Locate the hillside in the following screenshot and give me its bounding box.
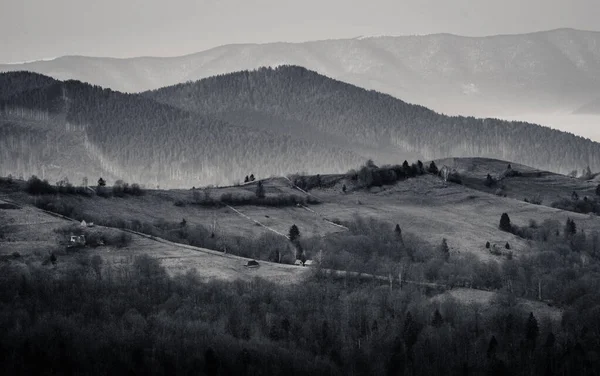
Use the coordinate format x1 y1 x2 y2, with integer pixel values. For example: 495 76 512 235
0 73 364 187
3 158 599 375
4 158 600 265
2 28 600 123
147 66 600 175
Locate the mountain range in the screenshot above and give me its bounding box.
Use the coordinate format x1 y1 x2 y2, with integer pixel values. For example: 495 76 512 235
2 66 600 188
2 28 599 124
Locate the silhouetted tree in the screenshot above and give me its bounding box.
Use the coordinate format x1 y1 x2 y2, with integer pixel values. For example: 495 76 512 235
244 175 249 183
432 309 443 328
525 312 539 349
289 224 300 242
342 184 347 194
403 312 419 349
394 224 402 240
50 253 57 265
505 242 510 250
249 174 255 181
485 241 490 249
499 213 512 232
428 161 439 174
440 238 450 260
565 218 577 236
97 177 106 187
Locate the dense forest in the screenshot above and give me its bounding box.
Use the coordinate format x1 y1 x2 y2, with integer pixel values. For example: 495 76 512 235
0 73 363 187
148 66 600 175
3 68 600 188
1 233 599 376
0 71 56 100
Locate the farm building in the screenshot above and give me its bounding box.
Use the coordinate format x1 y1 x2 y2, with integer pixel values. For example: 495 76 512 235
69 235 86 246
245 260 259 268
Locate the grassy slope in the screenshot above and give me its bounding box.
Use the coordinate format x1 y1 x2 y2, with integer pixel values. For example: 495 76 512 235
0 198 309 283
4 158 600 265
436 157 598 204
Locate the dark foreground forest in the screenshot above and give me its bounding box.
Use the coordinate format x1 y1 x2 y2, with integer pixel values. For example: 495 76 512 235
0 252 599 376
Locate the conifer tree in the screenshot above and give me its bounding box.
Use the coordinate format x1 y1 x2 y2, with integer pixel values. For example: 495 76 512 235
499 213 512 232
289 224 300 242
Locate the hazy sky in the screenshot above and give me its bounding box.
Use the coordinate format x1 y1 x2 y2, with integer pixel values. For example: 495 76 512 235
1 0 598 63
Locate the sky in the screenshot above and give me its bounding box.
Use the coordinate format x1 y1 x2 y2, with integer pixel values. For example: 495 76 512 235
1 0 599 63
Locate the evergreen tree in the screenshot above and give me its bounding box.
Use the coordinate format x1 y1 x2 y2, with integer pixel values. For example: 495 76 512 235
417 160 424 174
428 161 439 174
50 252 57 265
499 213 512 232
487 335 498 359
402 160 411 175
565 218 577 236
402 312 419 349
505 242 510 250
289 224 300 242
525 312 539 349
440 238 450 260
244 175 249 183
249 174 255 181
485 241 491 249
342 184 347 194
255 181 265 199
97 177 106 187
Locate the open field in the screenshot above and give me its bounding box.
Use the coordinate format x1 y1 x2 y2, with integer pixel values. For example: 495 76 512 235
0 198 309 283
4 158 600 264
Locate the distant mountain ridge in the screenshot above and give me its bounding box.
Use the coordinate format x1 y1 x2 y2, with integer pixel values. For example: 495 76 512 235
146 65 600 176
2 28 600 121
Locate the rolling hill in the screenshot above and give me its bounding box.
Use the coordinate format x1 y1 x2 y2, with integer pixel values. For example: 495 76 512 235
147 65 600 176
0 73 364 187
2 28 600 122
3 67 600 188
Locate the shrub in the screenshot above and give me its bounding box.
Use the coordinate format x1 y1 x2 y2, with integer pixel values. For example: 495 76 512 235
26 175 55 195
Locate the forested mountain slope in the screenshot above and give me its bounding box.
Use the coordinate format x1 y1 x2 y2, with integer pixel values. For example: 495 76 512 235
148 66 600 175
0 71 56 100
0 73 364 187
2 28 599 121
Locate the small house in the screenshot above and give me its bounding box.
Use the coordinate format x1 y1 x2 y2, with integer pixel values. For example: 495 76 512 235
245 260 259 268
69 235 86 247
80 220 87 227
294 259 304 266
304 260 315 267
